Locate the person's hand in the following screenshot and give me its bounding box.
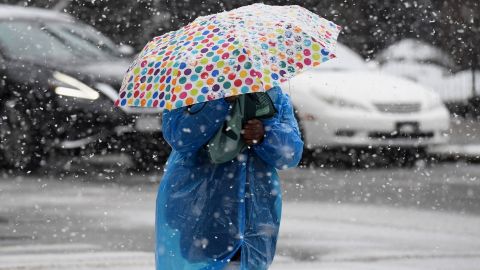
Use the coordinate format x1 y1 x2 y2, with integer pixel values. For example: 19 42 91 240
242 119 265 146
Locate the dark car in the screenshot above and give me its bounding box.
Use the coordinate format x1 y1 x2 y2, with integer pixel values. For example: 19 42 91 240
0 5 169 171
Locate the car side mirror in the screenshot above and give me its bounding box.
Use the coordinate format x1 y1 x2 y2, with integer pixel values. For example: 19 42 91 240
118 44 135 57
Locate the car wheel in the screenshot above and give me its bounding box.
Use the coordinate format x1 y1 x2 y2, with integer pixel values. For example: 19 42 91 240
382 147 427 168
402 147 428 168
0 98 42 171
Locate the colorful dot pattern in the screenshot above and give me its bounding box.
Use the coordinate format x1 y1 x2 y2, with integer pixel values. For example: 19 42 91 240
116 3 341 110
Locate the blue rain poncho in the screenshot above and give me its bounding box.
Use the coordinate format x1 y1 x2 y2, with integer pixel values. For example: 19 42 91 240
155 86 304 270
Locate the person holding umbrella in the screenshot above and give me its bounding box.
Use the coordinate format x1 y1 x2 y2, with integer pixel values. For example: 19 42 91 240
116 4 340 269
159 84 302 269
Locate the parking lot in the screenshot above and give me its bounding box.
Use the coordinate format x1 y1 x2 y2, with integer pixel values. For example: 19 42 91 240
1 157 480 269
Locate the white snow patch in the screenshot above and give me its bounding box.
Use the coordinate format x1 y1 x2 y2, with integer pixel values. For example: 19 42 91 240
0 252 153 270
0 243 100 255
3 180 480 269
271 202 480 269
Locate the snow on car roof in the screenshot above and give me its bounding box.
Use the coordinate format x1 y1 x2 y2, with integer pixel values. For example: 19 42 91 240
0 4 74 22
377 38 455 68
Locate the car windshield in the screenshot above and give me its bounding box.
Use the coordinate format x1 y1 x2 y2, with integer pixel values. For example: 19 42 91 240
0 20 120 64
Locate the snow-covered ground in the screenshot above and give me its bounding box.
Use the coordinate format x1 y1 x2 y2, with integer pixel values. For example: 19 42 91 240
0 251 153 270
272 203 480 270
1 165 480 269
1 202 480 269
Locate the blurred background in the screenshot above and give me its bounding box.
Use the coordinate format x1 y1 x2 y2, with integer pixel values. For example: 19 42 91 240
1 1 480 269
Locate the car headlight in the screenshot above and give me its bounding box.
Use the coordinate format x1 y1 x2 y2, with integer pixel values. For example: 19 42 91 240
52 71 100 100
320 96 370 111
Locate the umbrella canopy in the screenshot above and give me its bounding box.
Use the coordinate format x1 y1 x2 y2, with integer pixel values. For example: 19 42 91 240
115 3 341 110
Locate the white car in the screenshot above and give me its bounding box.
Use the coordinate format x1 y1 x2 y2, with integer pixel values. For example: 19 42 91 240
285 44 450 161
377 39 480 109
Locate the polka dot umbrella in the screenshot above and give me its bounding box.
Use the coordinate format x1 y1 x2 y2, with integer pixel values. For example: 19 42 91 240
115 3 341 110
